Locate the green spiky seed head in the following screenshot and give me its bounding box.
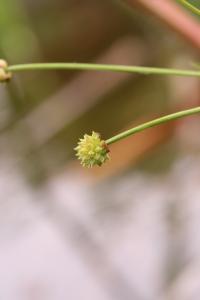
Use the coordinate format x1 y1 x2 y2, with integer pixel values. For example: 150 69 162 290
75 131 110 168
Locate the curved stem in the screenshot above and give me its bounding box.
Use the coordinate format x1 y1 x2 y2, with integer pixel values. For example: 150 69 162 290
178 0 200 16
7 62 200 78
106 106 200 145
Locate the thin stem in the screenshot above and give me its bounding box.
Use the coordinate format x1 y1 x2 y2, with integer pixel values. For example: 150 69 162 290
106 106 200 145
178 0 200 16
7 63 200 78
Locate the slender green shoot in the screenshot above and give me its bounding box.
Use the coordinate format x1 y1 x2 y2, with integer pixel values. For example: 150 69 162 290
6 62 200 78
106 106 200 145
178 0 200 16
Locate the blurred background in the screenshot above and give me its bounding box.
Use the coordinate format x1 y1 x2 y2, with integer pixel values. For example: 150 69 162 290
0 0 200 299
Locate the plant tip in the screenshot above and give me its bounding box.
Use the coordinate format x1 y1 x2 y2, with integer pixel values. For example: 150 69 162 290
75 131 110 168
0 59 12 82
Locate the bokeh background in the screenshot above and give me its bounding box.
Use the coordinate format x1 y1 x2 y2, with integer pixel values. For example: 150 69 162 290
0 0 200 299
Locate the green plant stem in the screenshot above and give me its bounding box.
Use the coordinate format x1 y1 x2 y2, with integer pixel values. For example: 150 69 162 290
178 0 200 16
106 106 200 145
7 63 200 78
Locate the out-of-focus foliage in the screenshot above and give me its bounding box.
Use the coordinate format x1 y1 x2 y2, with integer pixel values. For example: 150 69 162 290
1 0 196 183
0 1 200 300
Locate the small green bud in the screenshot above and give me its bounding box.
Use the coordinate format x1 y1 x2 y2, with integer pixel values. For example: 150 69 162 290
75 131 110 168
0 59 12 82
